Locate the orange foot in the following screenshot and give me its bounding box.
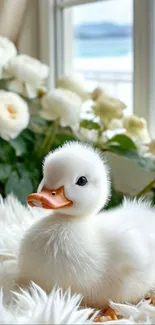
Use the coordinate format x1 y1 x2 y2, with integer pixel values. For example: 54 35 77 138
94 314 112 323
104 306 118 320
94 307 118 323
151 297 155 305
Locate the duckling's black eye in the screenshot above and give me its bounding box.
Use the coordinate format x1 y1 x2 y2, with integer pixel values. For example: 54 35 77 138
76 176 88 186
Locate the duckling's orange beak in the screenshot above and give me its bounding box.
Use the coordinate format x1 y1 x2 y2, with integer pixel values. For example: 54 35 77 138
27 186 72 209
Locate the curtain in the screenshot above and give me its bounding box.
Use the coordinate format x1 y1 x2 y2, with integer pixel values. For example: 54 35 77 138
0 0 28 43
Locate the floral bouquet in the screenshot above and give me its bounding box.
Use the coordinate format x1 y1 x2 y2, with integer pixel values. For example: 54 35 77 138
0 36 155 206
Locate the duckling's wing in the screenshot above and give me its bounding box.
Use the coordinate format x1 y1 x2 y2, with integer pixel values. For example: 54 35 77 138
98 199 155 272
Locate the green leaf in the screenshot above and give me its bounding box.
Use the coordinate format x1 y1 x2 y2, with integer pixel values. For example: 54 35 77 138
5 170 33 204
22 129 35 143
29 116 49 134
108 145 138 158
10 130 35 156
53 134 78 149
135 157 155 171
108 134 137 150
0 79 7 90
30 115 47 127
28 168 41 189
106 188 124 210
80 119 100 130
0 138 16 163
10 137 27 156
21 161 41 189
16 162 28 175
0 164 12 181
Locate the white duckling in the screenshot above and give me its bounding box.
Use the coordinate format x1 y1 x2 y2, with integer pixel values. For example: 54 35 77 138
18 142 155 309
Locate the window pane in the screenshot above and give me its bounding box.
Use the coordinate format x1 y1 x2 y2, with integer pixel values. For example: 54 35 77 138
72 0 133 114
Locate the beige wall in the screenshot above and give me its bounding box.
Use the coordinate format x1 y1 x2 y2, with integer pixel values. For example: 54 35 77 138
18 0 39 59
0 0 39 58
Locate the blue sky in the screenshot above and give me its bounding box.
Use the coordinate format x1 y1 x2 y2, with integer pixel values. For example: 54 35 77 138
73 0 133 25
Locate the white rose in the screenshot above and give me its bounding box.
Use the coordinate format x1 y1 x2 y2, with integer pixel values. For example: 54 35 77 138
147 139 155 154
139 139 155 160
7 79 25 95
7 79 47 100
94 94 126 122
91 87 105 101
41 88 82 130
56 75 89 100
123 115 150 143
78 128 98 143
5 55 49 98
0 91 29 140
107 118 123 130
7 80 39 99
0 36 17 79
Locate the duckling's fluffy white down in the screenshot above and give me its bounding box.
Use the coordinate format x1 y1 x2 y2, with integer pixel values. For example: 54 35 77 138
0 196 155 323
18 143 155 311
1 140 155 323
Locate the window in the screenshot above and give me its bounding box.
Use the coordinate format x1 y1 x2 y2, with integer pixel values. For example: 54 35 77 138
39 0 155 135
38 0 155 194
72 0 133 115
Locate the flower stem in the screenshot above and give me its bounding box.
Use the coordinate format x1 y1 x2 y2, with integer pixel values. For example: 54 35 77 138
97 129 102 142
97 123 105 143
45 120 59 153
136 178 155 199
36 120 59 158
0 79 7 90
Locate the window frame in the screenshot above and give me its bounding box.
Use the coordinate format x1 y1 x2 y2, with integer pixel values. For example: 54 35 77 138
133 0 155 136
39 0 155 132
38 0 56 87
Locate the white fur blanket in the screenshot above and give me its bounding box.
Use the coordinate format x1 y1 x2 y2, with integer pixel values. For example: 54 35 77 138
0 195 155 324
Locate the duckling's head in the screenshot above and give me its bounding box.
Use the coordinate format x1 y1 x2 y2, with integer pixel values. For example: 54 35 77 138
27 142 110 217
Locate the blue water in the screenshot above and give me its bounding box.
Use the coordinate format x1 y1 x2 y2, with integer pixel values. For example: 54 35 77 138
73 37 132 58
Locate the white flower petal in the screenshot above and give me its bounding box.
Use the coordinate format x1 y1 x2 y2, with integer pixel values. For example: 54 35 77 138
41 88 82 130
143 152 155 160
7 80 25 95
0 36 17 78
56 75 89 100
6 54 49 88
25 83 38 99
139 139 155 159
79 128 98 143
124 115 151 143
7 80 38 99
94 94 126 121
40 109 58 121
148 139 155 155
108 118 123 130
91 87 105 101
0 91 30 140
138 145 149 156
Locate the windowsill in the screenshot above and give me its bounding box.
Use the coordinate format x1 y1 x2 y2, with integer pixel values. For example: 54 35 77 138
107 153 154 195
